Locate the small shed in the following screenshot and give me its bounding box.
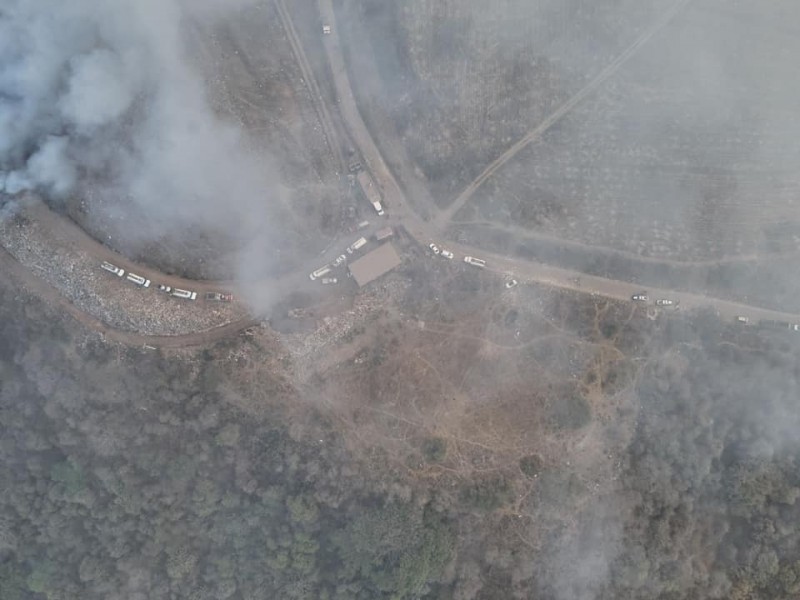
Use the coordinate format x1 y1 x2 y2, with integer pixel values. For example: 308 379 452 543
375 226 393 241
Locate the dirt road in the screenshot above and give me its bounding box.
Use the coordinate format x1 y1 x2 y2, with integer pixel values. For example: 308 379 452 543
4 0 799 352
1 245 261 348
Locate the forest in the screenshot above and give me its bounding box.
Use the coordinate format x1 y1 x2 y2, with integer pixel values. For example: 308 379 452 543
2 276 800 599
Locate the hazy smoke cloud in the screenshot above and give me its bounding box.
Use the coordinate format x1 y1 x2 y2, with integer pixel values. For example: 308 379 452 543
0 0 283 283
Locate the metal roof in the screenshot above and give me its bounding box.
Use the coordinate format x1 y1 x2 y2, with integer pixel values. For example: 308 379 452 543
348 243 401 287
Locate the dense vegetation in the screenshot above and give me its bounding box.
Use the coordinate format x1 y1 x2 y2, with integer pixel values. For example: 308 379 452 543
0 286 453 600
2 278 800 599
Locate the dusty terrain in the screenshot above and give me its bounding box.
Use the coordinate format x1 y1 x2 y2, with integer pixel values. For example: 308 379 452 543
337 0 800 271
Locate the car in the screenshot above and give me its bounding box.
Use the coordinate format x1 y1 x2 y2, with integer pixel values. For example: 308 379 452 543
332 254 347 267
100 261 124 277
790 324 799 332
655 299 674 307
428 243 440 255
321 277 338 285
441 249 454 259
157 284 172 293
205 292 234 302
735 316 749 324
171 288 197 300
126 272 151 288
631 293 649 302
505 279 518 289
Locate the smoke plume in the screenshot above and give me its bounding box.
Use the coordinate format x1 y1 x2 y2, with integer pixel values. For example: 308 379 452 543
0 0 284 282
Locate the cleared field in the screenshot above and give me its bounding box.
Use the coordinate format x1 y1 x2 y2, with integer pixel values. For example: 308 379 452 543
457 0 800 261
342 0 674 201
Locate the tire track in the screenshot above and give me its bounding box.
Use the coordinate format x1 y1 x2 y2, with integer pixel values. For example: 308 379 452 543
436 0 694 227
274 0 345 171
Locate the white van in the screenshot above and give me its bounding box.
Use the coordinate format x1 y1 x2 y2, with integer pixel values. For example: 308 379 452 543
101 261 125 277
126 272 151 288
464 256 486 267
171 288 197 300
347 237 368 254
309 266 332 281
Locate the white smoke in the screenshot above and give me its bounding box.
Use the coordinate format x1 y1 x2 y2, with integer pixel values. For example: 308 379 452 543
0 0 279 258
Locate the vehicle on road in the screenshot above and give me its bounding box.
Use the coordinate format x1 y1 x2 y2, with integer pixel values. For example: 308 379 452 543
505 279 518 289
347 237 368 254
332 254 347 267
321 277 338 285
441 249 454 259
655 299 674 307
205 292 234 302
310 265 332 281
100 261 124 277
428 243 440 255
792 324 800 332
322 24 331 34
464 256 486 267
157 284 172 293
735 316 749 324
171 289 197 300
126 272 151 288
631 293 649 302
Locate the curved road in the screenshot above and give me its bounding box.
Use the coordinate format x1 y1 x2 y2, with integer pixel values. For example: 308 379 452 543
3 0 799 350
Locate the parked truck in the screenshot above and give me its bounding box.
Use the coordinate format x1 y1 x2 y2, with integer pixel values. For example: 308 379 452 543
309 265 332 281
347 237 368 254
463 256 486 267
356 170 385 216
171 288 197 300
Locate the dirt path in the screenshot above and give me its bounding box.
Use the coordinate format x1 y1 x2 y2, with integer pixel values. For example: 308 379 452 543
435 0 694 227
18 198 236 293
1 245 261 348
274 0 344 172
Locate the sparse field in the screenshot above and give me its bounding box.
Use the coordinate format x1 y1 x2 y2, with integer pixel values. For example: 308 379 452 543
303 257 648 486
339 0 673 202
457 1 800 262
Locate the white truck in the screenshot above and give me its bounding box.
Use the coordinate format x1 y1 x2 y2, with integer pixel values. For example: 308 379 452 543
171 288 197 300
100 261 125 277
347 237 368 254
309 265 332 281
464 256 486 268
356 170 385 216
126 272 151 288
